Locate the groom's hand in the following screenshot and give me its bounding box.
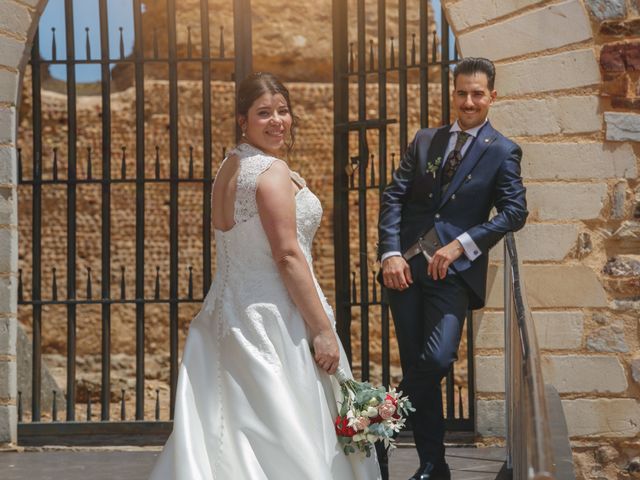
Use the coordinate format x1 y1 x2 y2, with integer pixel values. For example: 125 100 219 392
428 239 464 280
382 256 413 290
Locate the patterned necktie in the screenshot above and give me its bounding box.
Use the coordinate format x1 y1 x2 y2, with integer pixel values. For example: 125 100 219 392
441 131 470 186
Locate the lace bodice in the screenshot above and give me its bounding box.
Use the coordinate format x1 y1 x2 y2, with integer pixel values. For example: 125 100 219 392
207 143 331 342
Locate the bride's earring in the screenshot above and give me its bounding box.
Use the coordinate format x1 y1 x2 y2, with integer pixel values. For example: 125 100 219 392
241 130 247 138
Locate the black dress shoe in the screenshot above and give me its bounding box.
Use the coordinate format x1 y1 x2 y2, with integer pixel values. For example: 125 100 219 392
408 462 451 480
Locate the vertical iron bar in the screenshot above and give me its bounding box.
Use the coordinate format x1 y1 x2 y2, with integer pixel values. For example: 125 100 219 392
233 0 253 107
167 0 180 419
377 0 390 389
440 10 450 126
31 30 43 422
419 0 429 128
466 310 475 423
446 364 455 420
200 0 213 296
133 0 146 421
398 0 407 153
65 0 78 422
332 0 352 361
98 0 112 421
357 0 369 381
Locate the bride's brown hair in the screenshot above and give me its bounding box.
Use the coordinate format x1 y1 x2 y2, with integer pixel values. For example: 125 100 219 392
237 72 298 152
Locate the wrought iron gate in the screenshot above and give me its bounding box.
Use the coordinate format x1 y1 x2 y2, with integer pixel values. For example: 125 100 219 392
332 0 474 431
17 0 251 445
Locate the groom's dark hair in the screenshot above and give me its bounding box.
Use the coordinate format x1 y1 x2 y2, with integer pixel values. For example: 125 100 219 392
453 57 496 90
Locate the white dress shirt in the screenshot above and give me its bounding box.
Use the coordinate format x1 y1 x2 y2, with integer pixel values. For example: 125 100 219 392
381 120 485 263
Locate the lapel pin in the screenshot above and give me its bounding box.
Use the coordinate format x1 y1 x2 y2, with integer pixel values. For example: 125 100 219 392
467 174 472 180
484 138 490 143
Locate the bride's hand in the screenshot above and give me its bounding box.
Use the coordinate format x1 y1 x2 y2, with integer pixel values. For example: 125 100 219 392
312 329 340 375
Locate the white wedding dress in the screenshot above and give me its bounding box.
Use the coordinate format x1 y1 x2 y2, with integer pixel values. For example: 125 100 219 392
149 143 381 480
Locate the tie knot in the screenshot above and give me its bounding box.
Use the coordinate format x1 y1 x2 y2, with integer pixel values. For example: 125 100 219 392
455 131 470 151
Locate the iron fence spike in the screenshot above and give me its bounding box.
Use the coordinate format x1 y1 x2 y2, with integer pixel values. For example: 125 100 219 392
51 27 57 61
155 145 161 179
219 26 225 58
85 27 91 60
155 266 160 299
119 26 125 60
120 266 126 300
18 268 24 303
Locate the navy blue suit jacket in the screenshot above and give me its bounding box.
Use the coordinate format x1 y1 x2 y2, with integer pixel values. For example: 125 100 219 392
378 121 528 309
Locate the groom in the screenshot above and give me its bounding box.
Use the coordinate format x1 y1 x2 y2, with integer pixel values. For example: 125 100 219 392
378 57 527 480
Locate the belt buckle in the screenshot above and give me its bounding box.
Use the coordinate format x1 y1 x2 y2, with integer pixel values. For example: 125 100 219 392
417 236 433 262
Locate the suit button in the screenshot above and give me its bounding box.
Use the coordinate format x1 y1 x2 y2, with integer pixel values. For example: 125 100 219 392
435 213 441 219
451 194 456 200
428 193 433 199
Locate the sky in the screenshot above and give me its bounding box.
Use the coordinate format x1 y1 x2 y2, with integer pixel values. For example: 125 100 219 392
40 0 447 83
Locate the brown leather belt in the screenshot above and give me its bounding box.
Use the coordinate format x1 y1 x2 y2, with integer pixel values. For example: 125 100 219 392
402 228 441 262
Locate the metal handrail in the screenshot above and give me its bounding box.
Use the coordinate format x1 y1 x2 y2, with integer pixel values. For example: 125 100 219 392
503 232 574 480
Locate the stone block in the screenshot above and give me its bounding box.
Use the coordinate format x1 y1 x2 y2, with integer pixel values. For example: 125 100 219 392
476 356 504 392
0 107 16 144
475 311 584 350
542 355 627 393
520 142 637 180
0 405 16 444
625 42 640 71
606 112 640 142
0 187 16 225
477 400 505 437
496 49 600 96
457 1 592 62
447 0 542 32
585 0 626 21
601 43 626 72
0 147 16 185
0 276 16 315
526 183 607 220
0 229 17 273
632 357 640 384
0 1 32 38
0 69 19 104
611 97 640 110
586 321 628 353
486 265 608 308
602 74 629 97
491 96 601 137
0 36 26 70
489 223 579 262
0 317 16 356
0 361 16 398
600 19 640 37
612 181 627 219
562 399 640 437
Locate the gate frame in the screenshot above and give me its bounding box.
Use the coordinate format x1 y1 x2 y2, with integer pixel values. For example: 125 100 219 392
9 0 252 446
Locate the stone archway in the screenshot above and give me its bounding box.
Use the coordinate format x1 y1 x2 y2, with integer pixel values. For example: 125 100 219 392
0 0 48 445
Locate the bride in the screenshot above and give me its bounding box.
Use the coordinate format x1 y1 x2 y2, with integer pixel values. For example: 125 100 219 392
149 72 382 479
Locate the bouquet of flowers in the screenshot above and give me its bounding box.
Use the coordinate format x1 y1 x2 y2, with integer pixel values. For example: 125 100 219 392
332 367 414 457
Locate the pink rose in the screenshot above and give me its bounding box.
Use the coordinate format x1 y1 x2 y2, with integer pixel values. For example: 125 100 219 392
378 400 397 420
352 416 370 431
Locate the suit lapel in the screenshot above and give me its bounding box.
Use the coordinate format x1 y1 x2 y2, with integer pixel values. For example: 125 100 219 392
423 126 450 199
439 121 497 207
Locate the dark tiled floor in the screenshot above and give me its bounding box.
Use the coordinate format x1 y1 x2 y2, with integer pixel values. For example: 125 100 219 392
0 446 506 480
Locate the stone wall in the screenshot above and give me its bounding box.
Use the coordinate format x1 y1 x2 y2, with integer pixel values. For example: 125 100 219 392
0 0 42 447
443 0 639 477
